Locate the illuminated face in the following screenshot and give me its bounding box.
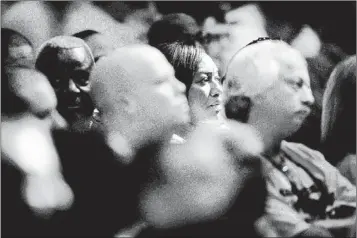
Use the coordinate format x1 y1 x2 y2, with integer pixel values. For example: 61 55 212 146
134 50 190 131
188 53 222 123
250 51 315 137
48 46 95 125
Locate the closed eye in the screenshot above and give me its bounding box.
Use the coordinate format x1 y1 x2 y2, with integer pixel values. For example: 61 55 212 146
286 77 306 90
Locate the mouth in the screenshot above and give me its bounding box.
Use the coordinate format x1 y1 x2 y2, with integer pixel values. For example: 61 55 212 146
209 102 221 108
295 109 311 119
64 97 82 109
67 105 81 110
208 101 221 107
208 104 222 114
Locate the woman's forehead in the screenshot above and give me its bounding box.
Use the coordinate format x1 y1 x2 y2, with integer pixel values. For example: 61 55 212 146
197 53 218 74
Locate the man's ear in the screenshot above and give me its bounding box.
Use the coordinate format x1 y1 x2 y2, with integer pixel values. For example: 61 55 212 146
225 95 252 123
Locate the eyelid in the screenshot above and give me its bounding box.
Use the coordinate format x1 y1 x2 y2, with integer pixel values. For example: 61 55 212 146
36 109 51 119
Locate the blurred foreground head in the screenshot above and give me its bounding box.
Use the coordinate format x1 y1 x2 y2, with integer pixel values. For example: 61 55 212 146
2 66 72 216
36 36 95 126
321 55 356 164
89 44 189 153
224 38 314 141
2 66 67 129
140 120 265 234
2 28 35 68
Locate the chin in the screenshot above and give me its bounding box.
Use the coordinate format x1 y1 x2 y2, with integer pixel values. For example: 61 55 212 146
283 123 303 138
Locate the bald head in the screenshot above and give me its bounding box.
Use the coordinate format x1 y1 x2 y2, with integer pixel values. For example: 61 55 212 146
90 44 175 113
35 36 94 82
90 44 189 137
35 36 95 125
224 40 308 101
224 39 314 138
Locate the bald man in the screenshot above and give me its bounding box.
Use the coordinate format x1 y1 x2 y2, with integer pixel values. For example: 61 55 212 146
45 44 189 236
223 38 356 237
36 36 95 130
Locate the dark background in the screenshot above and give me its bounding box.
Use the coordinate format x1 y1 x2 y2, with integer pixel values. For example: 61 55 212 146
2 1 355 54
154 1 356 55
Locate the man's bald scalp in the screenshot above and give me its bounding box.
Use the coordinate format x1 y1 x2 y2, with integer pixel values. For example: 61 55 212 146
224 40 307 101
89 44 170 114
37 35 90 51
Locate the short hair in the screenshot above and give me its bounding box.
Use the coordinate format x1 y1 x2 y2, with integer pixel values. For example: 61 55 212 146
156 42 204 94
321 55 356 164
72 29 100 41
35 35 93 82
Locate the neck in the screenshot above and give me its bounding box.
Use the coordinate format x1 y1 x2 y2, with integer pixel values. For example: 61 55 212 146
252 121 284 158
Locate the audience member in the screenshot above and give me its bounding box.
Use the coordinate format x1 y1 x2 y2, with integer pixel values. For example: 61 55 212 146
223 38 356 237
35 36 95 131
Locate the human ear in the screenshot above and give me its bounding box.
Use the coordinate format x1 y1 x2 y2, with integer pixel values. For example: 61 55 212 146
225 95 252 123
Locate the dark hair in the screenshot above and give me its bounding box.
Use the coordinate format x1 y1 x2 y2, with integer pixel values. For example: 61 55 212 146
148 13 201 47
321 55 356 165
148 13 205 93
156 42 204 94
225 95 252 123
72 29 100 40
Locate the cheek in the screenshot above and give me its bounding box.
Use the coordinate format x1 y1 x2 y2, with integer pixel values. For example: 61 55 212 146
266 86 298 115
187 84 210 106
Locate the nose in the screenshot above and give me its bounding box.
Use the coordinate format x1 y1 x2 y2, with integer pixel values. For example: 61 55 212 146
68 79 80 93
301 86 315 107
210 79 223 98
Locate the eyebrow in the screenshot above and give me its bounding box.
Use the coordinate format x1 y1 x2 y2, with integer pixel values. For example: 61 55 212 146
197 71 219 76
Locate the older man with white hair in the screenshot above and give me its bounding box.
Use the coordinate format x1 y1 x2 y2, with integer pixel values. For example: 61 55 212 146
223 38 356 237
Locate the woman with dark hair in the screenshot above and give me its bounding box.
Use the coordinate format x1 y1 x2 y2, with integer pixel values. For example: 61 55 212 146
321 55 356 184
148 13 223 140
144 14 266 238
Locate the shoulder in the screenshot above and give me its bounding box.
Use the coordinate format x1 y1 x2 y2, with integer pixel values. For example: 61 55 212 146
281 141 338 181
